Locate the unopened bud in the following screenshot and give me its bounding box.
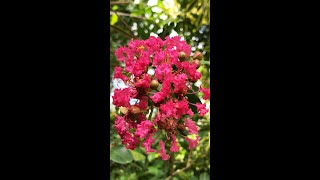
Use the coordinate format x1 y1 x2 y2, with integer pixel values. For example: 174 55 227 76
178 51 186 61
150 79 159 90
193 59 201 69
192 51 203 60
177 124 186 131
130 106 141 114
119 107 128 114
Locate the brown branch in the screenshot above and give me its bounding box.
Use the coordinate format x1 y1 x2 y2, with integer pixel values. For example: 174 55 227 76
165 150 192 180
114 11 137 39
110 25 134 39
110 1 132 5
110 11 147 20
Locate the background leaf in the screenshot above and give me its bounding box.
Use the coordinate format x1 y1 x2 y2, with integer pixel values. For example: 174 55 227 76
110 14 118 25
129 150 145 161
110 145 133 164
186 92 202 114
199 172 210 180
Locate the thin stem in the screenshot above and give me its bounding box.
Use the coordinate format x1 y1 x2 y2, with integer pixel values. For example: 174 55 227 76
165 150 192 180
110 11 147 20
110 25 135 39
169 152 174 180
114 11 137 39
188 102 198 106
176 130 187 138
153 130 162 141
186 91 199 94
110 1 132 5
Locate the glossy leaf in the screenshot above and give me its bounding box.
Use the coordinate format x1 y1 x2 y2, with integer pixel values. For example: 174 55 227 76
110 14 118 25
110 145 133 164
130 150 145 161
186 92 201 114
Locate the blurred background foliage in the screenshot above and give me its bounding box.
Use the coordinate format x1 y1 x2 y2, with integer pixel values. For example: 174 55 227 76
110 0 210 179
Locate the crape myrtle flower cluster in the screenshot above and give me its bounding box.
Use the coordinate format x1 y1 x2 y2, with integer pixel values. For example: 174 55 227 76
112 36 210 160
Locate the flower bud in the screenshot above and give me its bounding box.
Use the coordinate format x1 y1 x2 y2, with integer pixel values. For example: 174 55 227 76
130 106 141 114
119 107 128 114
150 79 159 90
193 59 201 69
192 51 203 60
178 51 186 61
157 119 166 129
178 124 186 131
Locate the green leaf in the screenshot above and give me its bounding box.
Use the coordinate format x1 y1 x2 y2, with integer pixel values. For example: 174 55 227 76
186 0 199 12
200 60 210 65
110 14 118 25
148 98 153 106
110 145 133 164
148 166 159 175
147 152 157 162
129 150 145 161
186 92 201 114
199 172 210 180
177 171 189 179
111 5 118 11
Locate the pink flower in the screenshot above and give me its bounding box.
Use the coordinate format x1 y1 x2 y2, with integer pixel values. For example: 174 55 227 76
164 36 191 59
112 36 209 158
170 135 180 152
185 119 198 135
175 99 191 119
122 132 140 150
115 47 128 62
159 140 170 160
150 92 165 103
185 136 200 150
136 95 148 109
154 113 166 123
182 62 202 81
114 115 127 135
160 100 177 118
153 51 166 66
173 73 188 93
159 77 173 98
187 109 194 118
142 133 156 153
200 86 210 100
134 74 151 90
155 64 172 82
113 66 127 81
145 36 164 52
112 88 131 108
134 120 154 138
119 131 139 150
195 102 209 116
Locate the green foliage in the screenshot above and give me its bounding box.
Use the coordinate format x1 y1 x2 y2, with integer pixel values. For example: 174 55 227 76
110 0 210 179
186 92 202 115
110 145 133 164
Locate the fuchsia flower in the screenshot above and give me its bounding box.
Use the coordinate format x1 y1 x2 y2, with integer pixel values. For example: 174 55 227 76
185 136 200 150
159 140 170 160
170 134 180 152
185 119 198 135
112 36 210 160
112 88 131 108
134 120 153 138
113 66 127 81
195 102 209 117
142 132 156 153
200 86 210 100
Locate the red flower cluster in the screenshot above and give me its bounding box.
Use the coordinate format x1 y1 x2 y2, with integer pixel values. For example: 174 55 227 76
112 36 210 160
